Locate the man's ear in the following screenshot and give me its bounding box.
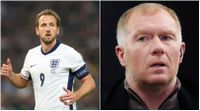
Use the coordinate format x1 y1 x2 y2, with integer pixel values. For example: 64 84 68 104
35 27 39 36
56 27 60 35
179 42 185 63
115 45 126 67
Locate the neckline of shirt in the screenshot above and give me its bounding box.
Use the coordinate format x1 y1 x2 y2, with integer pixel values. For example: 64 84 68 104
41 40 61 55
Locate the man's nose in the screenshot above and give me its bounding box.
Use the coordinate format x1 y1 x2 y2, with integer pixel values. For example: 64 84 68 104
46 26 50 32
151 37 165 56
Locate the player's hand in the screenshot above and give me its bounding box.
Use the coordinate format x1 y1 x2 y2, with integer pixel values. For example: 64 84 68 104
0 58 13 78
60 87 79 105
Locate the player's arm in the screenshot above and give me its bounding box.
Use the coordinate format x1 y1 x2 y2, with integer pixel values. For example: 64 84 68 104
0 58 29 88
75 74 96 99
60 74 96 105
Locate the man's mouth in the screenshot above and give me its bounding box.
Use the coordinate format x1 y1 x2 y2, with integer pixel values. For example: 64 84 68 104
46 33 51 36
150 62 167 67
148 62 168 73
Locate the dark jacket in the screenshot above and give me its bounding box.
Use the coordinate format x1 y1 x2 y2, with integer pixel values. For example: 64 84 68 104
102 77 199 110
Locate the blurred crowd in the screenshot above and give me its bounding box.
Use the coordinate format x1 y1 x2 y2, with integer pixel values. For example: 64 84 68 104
1 1 99 110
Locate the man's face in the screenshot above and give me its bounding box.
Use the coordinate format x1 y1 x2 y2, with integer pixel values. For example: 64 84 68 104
116 10 185 86
36 15 59 45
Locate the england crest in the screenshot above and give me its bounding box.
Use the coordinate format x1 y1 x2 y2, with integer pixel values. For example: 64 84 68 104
50 59 60 73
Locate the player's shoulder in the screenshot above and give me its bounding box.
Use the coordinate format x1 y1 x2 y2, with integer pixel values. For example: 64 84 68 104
59 43 78 53
27 45 41 54
59 43 83 58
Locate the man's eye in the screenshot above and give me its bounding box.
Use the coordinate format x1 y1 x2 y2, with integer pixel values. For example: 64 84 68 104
50 23 55 26
41 24 46 27
160 35 172 41
138 36 149 42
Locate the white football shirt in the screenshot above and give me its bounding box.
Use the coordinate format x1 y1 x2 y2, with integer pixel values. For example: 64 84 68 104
20 40 89 110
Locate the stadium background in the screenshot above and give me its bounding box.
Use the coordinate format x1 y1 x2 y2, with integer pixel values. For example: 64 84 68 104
1 1 99 110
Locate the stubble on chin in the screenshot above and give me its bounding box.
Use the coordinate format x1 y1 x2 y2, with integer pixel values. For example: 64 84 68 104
41 37 56 45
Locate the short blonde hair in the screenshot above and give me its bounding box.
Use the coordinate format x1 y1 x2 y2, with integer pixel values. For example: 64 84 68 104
35 9 60 27
116 3 182 45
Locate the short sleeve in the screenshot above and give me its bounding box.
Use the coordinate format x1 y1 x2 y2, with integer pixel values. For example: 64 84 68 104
69 49 89 79
20 51 31 80
72 64 89 79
